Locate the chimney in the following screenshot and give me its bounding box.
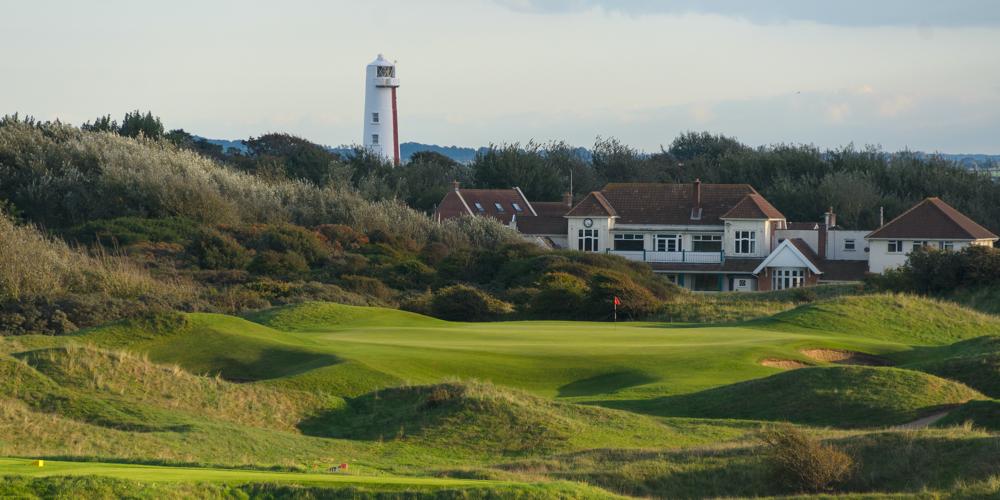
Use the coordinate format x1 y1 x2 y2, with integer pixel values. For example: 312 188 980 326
562 192 573 208
452 180 460 192
818 214 828 260
824 207 836 229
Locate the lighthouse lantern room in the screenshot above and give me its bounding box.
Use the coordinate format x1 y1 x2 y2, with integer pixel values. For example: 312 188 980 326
363 54 400 166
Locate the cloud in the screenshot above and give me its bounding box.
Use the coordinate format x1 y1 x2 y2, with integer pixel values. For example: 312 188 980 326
826 103 851 123
493 0 1000 27
878 95 915 117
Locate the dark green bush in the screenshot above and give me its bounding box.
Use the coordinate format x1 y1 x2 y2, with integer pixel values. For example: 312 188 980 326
255 224 330 265
586 271 662 320
248 250 309 277
187 230 251 270
316 223 368 251
70 216 201 246
429 285 513 321
528 272 588 318
341 275 396 302
382 260 436 289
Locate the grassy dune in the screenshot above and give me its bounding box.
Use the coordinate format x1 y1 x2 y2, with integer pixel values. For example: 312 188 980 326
1 294 998 497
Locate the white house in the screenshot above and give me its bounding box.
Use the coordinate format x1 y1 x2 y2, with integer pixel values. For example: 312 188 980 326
564 181 796 291
865 197 998 273
435 181 997 292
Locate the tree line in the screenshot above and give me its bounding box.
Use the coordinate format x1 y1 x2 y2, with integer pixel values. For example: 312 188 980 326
83 111 1000 232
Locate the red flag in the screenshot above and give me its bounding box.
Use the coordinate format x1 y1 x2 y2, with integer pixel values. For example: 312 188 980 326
613 296 621 306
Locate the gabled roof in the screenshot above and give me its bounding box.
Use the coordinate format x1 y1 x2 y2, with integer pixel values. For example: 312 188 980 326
721 193 786 220
866 197 998 241
434 187 534 224
753 238 824 275
565 182 769 225
565 191 618 218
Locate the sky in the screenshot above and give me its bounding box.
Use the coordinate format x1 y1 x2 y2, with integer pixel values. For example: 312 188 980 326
3 0 1000 153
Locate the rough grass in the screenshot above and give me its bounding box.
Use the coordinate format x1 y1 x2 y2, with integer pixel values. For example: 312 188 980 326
659 284 862 323
298 380 745 456
17 345 338 432
766 294 1000 345
607 366 983 428
898 336 1000 398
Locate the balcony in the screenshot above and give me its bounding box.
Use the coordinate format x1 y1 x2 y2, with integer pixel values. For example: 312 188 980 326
606 249 724 264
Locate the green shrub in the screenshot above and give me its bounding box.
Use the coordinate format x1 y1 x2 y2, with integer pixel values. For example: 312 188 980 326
586 271 661 320
382 260 436 289
341 275 396 302
430 284 513 321
759 425 854 493
70 216 201 246
315 223 368 250
248 250 309 277
528 272 588 318
187 229 251 270
255 224 330 265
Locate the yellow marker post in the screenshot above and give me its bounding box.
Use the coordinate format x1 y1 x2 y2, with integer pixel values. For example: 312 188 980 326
33 460 44 467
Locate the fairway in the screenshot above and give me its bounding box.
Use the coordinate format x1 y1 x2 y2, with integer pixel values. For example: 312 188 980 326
77 302 924 405
0 458 505 489
2 297 998 498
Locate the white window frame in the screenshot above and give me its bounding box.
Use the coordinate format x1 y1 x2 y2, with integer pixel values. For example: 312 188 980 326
887 240 903 253
771 268 805 290
734 230 756 255
844 239 856 251
655 234 681 252
939 241 954 251
371 112 379 123
912 241 930 251
578 229 599 252
371 134 379 145
692 234 722 252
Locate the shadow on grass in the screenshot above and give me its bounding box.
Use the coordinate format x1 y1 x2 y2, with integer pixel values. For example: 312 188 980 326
199 347 343 382
556 370 658 398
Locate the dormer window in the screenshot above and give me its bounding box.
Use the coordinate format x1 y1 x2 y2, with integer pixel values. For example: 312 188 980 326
474 202 485 212
690 207 703 220
494 202 505 212
512 203 523 212
376 66 395 78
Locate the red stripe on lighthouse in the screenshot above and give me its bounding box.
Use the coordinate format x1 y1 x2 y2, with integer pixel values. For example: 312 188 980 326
391 86 400 166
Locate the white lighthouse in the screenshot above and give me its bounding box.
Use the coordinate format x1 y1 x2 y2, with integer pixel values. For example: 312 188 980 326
363 54 400 166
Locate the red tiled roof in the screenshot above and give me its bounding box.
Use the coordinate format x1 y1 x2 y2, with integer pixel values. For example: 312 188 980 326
866 197 998 240
565 191 618 217
531 201 571 217
567 183 767 225
787 238 823 270
721 194 786 220
516 215 567 235
434 188 532 224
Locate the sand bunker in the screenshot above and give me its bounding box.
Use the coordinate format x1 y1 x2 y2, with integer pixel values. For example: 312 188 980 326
759 358 811 369
800 349 892 366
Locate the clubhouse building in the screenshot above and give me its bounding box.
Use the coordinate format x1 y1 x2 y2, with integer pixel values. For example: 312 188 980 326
435 182 997 292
